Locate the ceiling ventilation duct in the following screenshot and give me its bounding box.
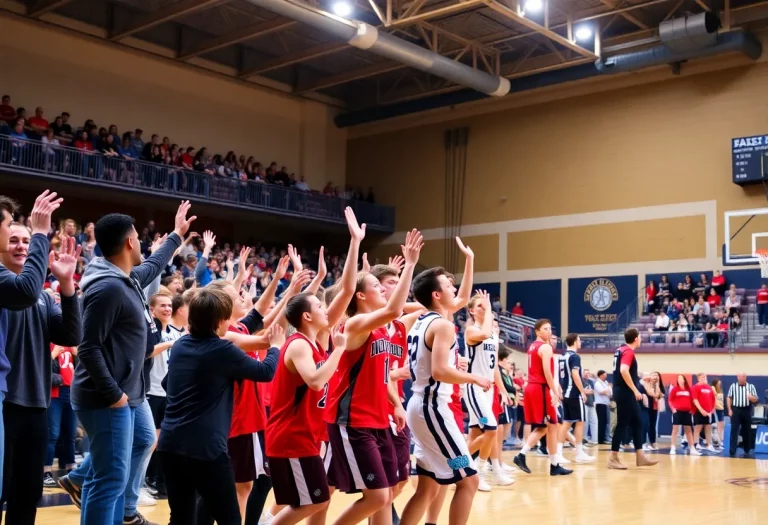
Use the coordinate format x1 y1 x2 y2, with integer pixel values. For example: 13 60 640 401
659 11 721 52
245 0 510 97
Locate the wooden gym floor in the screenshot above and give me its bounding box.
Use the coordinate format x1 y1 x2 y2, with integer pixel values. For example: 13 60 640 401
35 446 766 525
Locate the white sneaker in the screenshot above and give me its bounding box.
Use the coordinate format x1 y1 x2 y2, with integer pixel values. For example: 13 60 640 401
670 447 676 455
477 474 492 492
259 511 275 525
555 454 571 465
648 444 657 451
575 452 596 463
689 447 701 456
706 445 717 453
137 488 157 507
642 444 651 451
502 462 516 473
492 470 515 486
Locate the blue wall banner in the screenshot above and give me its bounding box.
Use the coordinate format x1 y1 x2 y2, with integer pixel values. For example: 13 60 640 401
506 280 561 329
756 425 768 454
568 275 639 333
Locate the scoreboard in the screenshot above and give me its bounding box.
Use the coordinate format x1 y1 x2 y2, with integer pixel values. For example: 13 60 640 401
733 135 768 185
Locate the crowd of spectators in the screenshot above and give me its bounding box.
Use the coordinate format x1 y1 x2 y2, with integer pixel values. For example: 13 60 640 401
0 94 376 203
644 272 744 347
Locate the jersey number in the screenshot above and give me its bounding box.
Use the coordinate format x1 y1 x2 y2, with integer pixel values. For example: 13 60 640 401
318 384 328 409
384 356 390 384
60 351 72 369
489 354 495 370
612 353 619 373
559 359 566 379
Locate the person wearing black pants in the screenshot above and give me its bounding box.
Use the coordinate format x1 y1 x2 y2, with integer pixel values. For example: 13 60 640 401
0 228 81 525
157 288 280 525
596 404 609 444
607 328 658 470
727 374 758 456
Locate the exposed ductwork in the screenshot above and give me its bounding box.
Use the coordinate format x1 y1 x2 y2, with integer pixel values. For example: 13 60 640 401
244 0 511 97
337 24 762 127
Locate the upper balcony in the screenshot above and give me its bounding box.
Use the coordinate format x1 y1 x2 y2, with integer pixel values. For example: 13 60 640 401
0 135 394 233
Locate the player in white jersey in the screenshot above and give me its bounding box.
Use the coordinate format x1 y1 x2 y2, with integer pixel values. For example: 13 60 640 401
400 268 492 525
464 292 513 491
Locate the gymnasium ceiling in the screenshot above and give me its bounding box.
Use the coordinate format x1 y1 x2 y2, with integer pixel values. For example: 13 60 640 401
9 0 768 109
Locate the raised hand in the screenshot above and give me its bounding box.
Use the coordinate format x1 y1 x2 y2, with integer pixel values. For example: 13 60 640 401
49 236 82 284
331 325 346 353
202 230 216 251
287 244 302 272
362 252 370 272
267 323 285 349
317 246 327 278
456 236 474 259
345 207 366 243
401 229 424 265
274 255 290 281
388 255 405 274
151 233 167 254
475 289 491 309
173 200 197 237
29 190 63 236
288 269 312 294
239 246 251 267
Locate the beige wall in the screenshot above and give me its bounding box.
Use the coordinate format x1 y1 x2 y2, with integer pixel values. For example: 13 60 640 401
0 14 345 189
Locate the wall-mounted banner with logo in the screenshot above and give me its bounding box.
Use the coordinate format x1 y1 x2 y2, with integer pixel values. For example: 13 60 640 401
756 425 768 454
568 275 638 333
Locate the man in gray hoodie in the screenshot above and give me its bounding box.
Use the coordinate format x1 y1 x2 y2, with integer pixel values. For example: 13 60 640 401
0 228 81 525
70 201 195 525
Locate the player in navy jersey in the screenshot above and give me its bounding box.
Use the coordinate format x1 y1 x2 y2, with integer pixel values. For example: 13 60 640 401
557 334 595 464
608 328 658 470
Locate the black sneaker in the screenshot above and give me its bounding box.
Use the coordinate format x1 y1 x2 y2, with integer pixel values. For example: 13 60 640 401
57 474 82 509
550 464 573 476
42 472 57 488
123 513 159 525
513 453 531 474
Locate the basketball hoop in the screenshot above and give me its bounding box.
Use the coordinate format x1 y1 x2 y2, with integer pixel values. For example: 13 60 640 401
757 249 768 278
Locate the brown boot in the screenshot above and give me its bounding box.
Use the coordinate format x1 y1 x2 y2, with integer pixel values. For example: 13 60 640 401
607 456 627 470
637 455 659 467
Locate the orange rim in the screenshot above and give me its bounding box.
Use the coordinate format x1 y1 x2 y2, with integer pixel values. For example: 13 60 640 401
757 249 768 258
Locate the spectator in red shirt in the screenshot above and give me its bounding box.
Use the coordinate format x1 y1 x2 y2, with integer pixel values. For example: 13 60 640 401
691 373 718 452
711 270 726 296
181 147 194 169
511 301 524 316
757 284 768 327
668 374 699 455
43 345 78 487
0 95 15 124
28 106 49 135
706 287 721 307
645 280 657 313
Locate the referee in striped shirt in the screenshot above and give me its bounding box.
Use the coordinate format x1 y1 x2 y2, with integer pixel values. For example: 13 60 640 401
727 373 759 457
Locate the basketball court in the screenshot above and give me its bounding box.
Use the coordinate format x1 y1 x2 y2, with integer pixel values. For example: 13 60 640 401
34 448 765 525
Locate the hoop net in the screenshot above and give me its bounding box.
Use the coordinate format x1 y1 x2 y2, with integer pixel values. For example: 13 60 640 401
757 249 768 278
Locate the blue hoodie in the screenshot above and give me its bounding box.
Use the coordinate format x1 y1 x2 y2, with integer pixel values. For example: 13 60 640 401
71 233 181 410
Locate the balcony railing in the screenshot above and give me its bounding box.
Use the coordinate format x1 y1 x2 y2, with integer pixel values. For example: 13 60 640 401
0 135 395 231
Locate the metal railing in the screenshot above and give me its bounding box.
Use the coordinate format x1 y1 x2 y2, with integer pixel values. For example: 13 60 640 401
579 328 743 350
607 285 645 333
497 312 558 350
0 135 395 231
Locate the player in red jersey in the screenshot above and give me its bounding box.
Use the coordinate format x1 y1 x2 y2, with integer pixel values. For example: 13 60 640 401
323 229 423 525
512 319 572 476
266 292 347 525
692 373 718 452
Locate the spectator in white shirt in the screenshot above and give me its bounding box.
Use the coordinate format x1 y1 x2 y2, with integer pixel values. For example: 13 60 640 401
725 290 742 317
41 127 60 169
295 175 310 191
693 296 710 319
594 371 612 444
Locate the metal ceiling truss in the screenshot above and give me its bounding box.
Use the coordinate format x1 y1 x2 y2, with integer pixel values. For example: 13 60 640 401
111 0 225 41
26 0 76 18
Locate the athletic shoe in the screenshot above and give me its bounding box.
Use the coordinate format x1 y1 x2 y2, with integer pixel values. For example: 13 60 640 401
513 453 531 474
706 445 717 453
636 455 659 467
549 464 573 476
502 462 516 473
143 484 158 497
648 444 657 451
535 448 549 457
607 457 627 470
123 513 158 525
57 475 82 509
555 454 571 465
669 447 676 455
137 487 157 506
642 444 651 451
43 472 57 488
477 472 492 492
585 440 598 447
575 452 596 463
492 470 515 486
689 447 702 456
258 511 275 525
694 443 703 451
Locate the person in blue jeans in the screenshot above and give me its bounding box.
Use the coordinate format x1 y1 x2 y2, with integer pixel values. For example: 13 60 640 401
68 201 195 525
